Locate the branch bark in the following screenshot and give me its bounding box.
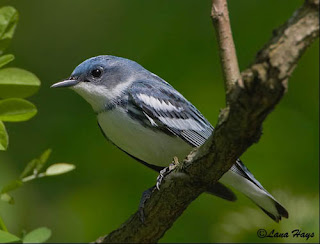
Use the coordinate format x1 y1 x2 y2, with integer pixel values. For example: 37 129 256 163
95 0 319 243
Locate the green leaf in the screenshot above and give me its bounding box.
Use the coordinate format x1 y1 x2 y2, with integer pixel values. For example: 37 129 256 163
0 193 14 204
0 54 14 68
0 68 41 98
35 149 52 173
0 6 18 54
45 163 76 176
0 98 37 122
0 7 18 39
20 159 38 179
0 230 21 243
0 214 8 232
39 149 52 164
22 227 51 243
0 121 8 150
1 180 23 194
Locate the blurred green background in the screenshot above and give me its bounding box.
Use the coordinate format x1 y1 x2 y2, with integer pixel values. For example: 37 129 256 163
0 0 319 242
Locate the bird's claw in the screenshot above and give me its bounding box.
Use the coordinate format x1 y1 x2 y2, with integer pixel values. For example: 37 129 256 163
138 186 154 223
139 157 181 222
156 167 170 190
156 156 180 190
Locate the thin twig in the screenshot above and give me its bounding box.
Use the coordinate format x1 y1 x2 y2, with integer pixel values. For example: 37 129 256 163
211 0 242 100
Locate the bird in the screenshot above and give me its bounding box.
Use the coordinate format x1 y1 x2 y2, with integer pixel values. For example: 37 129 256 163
51 55 288 222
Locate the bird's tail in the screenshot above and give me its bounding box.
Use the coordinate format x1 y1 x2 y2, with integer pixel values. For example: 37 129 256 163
219 160 289 222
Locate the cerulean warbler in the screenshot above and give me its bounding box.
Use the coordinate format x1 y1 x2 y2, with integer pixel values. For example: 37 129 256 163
51 55 288 222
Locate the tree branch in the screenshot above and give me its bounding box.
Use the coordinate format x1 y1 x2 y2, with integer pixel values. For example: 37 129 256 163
95 0 319 243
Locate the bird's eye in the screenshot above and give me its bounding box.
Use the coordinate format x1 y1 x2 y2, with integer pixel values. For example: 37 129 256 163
91 68 102 78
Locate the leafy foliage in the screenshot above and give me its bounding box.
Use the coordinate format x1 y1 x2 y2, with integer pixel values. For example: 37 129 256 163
0 5 75 243
0 149 76 243
0 6 40 150
0 149 76 205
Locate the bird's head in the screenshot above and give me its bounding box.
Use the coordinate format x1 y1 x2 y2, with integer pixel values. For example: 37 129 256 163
51 55 144 111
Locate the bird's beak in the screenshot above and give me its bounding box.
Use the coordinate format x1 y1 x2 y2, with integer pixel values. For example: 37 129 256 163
51 79 79 88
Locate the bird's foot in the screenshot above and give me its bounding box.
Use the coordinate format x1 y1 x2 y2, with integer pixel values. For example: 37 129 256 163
138 186 155 223
139 157 185 222
156 156 180 190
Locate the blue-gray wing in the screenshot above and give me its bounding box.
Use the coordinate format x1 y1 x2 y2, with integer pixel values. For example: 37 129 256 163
128 80 213 147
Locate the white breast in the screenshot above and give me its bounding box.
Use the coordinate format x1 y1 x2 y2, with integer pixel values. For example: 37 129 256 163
97 108 192 167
